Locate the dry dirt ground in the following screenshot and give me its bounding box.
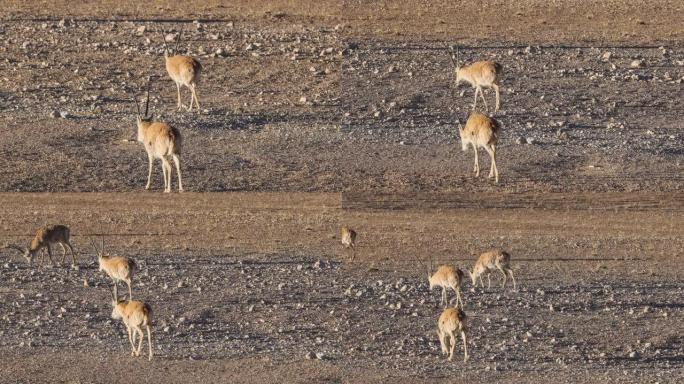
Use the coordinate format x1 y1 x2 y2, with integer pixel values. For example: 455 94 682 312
0 193 683 384
0 1 683 383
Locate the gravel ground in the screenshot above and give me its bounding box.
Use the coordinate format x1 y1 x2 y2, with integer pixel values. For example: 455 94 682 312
0 1 683 383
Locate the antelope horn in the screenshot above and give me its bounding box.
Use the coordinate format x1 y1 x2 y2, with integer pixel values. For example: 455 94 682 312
133 97 141 119
161 28 170 56
144 77 151 117
447 44 458 68
175 24 184 54
89 237 100 255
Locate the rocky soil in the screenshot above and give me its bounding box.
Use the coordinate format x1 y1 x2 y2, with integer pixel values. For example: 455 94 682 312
0 1 683 383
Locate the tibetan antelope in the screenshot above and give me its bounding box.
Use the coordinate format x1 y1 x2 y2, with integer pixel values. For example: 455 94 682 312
111 292 153 360
91 237 137 301
5 225 75 266
416 256 465 308
341 226 357 261
449 45 502 112
468 249 516 290
437 307 469 362
459 112 501 183
134 79 184 193
163 26 202 112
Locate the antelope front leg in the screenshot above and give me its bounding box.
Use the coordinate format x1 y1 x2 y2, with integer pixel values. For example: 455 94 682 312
145 154 153 190
492 83 500 112
448 332 456 361
472 87 479 110
172 155 183 192
60 243 67 264
175 82 183 111
478 86 489 112
127 326 136 355
461 330 469 362
162 158 172 193
191 83 200 112
136 326 144 357
46 244 55 265
499 268 508 288
126 279 133 300
146 325 153 360
508 269 517 290
66 242 76 266
485 145 498 182
438 330 448 355
472 144 480 177
112 281 118 302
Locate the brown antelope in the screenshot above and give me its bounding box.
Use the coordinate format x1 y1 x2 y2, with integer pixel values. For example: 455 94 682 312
437 307 469 362
5 225 76 266
111 292 153 360
341 226 357 261
163 26 202 112
91 237 136 301
459 112 501 183
468 249 516 290
134 79 184 193
416 256 465 308
449 45 502 112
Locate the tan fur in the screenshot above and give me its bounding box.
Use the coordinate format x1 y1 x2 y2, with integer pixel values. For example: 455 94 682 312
455 60 502 112
459 112 501 183
468 249 516 290
429 265 465 308
437 307 469 362
111 299 153 360
91 238 136 300
137 120 183 193
164 30 202 113
7 225 75 266
341 226 357 261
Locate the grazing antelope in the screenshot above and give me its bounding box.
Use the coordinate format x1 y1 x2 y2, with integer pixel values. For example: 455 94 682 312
134 79 184 193
416 256 465 308
449 45 502 112
111 292 153 360
163 26 202 112
431 265 465 308
5 225 76 266
459 112 501 183
437 307 469 362
468 249 516 290
91 237 137 301
341 226 357 261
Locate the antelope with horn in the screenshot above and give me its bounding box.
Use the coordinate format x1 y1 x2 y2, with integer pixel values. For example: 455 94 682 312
449 45 502 112
5 225 76 267
91 236 137 301
416 255 465 308
134 78 184 193
163 26 202 112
